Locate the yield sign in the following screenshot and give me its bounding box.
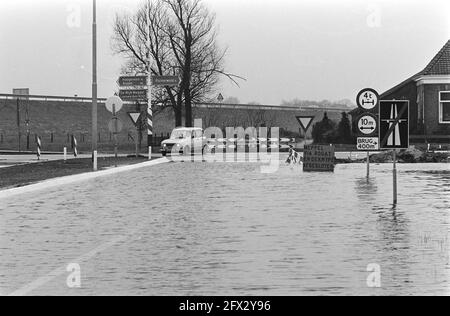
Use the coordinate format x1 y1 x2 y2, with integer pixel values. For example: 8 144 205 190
128 112 142 126
296 116 315 133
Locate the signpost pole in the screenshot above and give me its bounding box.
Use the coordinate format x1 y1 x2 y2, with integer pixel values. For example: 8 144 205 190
366 151 370 179
393 150 398 206
113 105 118 166
16 98 21 152
135 103 139 158
379 100 409 206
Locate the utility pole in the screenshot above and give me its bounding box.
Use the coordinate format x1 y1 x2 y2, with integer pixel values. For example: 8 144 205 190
92 0 98 170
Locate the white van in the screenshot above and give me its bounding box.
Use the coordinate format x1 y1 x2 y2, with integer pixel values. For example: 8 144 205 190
161 127 206 156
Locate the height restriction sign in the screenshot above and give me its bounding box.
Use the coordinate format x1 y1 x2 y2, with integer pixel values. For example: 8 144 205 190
379 100 409 150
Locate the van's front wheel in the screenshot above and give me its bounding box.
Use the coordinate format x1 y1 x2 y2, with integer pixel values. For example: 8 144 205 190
183 146 191 156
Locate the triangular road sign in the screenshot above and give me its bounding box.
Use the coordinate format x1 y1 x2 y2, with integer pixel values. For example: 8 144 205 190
296 116 315 133
128 112 142 126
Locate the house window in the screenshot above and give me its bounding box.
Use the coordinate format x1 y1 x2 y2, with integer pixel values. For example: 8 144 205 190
439 91 450 124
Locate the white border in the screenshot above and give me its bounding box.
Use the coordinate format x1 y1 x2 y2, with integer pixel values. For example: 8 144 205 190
416 75 450 86
439 91 450 124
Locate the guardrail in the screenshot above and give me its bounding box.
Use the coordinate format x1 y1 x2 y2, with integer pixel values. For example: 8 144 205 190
194 102 351 112
0 93 351 112
0 93 107 103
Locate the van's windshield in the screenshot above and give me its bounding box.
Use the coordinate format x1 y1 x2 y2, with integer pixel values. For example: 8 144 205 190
170 130 191 139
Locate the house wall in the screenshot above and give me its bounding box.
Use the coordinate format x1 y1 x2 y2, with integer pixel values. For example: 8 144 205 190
423 83 450 135
382 81 419 133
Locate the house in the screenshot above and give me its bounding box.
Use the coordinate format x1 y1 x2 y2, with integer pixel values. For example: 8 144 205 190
351 40 450 143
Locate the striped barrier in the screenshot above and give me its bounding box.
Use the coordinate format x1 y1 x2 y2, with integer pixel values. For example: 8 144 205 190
286 146 302 165
36 135 42 160
71 135 78 157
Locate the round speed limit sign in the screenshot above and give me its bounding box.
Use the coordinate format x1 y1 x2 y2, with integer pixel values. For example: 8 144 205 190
358 114 378 136
357 88 379 111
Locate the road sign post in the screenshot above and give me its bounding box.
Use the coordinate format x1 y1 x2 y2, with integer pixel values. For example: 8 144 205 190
356 88 380 180
296 116 315 149
393 150 398 206
106 96 124 165
379 100 409 206
367 152 370 179
356 112 379 179
127 111 142 158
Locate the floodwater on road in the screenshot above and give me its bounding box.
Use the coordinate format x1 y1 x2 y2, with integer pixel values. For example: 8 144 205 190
0 158 449 296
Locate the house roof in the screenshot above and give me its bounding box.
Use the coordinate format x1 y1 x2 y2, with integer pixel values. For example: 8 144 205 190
422 39 450 76
380 40 450 98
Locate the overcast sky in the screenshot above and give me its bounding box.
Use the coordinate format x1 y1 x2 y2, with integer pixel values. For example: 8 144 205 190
0 0 449 105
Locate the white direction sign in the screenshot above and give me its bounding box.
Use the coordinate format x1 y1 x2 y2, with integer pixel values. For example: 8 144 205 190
357 137 379 151
357 88 379 111
105 96 124 114
358 114 377 136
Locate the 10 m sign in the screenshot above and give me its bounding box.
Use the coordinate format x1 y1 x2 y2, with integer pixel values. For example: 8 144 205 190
358 114 378 136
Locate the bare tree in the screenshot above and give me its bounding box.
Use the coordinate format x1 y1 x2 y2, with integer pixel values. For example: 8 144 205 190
112 0 243 127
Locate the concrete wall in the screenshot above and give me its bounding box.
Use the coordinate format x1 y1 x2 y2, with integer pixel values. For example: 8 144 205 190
0 97 347 152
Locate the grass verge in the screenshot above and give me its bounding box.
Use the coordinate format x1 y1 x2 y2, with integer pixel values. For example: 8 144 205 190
0 157 149 190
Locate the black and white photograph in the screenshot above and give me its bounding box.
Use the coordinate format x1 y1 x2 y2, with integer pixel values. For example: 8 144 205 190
0 0 449 301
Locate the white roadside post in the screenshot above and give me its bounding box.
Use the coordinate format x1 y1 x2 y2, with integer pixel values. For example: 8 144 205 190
64 147 67 161
93 150 98 171
36 136 42 161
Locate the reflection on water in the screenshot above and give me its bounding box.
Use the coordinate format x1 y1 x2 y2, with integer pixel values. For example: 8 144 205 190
0 161 449 296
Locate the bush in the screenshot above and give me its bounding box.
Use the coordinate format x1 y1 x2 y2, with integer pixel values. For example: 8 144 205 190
312 112 336 144
312 112 355 144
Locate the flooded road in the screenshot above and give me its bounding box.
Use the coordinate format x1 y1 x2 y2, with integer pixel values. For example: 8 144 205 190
0 160 449 296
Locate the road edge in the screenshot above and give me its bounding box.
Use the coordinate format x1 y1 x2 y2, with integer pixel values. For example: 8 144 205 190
0 158 170 200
